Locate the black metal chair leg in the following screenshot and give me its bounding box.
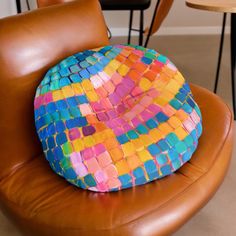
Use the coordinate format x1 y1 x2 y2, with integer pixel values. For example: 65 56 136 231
16 0 21 13
139 10 144 46
231 13 236 119
128 10 133 44
214 13 227 93
144 0 161 47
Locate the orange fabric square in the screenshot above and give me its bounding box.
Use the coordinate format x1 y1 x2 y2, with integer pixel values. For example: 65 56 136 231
104 138 119 149
131 138 144 150
62 86 75 97
115 159 130 175
127 155 142 170
128 53 139 62
127 69 140 81
168 116 182 129
158 123 173 136
86 114 98 124
143 71 156 81
133 62 147 73
175 109 188 121
109 148 123 162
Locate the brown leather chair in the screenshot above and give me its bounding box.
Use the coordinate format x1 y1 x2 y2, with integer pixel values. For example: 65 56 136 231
0 1 233 235
37 0 174 46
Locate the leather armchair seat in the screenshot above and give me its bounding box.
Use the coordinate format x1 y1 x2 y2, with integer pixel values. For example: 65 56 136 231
0 1 233 235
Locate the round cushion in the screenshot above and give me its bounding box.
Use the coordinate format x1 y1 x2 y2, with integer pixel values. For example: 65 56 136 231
34 44 202 192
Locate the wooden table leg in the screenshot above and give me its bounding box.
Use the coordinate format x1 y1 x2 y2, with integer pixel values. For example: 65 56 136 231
214 13 227 93
231 13 236 119
16 0 21 13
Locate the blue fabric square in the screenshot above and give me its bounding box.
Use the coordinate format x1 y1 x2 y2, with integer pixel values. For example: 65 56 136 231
56 100 68 110
53 146 64 160
167 149 179 161
70 74 82 83
119 174 132 186
156 154 168 165
84 174 96 187
147 144 160 156
157 140 170 151
46 102 57 113
117 134 129 144
47 124 56 135
60 109 70 120
77 95 88 104
55 120 65 132
79 69 90 79
155 112 169 123
144 160 158 180
64 168 77 179
161 165 172 176
127 130 139 139
146 119 158 129
59 77 71 87
136 124 148 134
56 132 67 145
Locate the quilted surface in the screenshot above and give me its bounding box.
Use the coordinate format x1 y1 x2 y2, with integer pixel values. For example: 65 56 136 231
34 44 202 192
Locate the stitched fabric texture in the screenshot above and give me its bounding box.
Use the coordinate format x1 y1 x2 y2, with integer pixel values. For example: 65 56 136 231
34 44 202 192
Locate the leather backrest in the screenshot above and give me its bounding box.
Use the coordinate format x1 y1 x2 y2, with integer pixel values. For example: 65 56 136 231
0 0 109 179
37 0 72 8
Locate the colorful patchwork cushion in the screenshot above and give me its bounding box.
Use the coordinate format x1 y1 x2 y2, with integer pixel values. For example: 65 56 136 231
34 44 202 192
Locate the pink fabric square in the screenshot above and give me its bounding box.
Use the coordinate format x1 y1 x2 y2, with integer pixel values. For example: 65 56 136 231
94 144 106 156
81 148 94 161
70 152 82 166
74 163 88 177
86 158 101 173
94 170 108 183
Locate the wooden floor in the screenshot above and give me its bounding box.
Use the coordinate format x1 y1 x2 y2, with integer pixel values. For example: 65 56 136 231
0 34 235 236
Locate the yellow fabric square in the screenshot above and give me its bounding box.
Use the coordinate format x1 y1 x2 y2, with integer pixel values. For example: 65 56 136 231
81 80 93 91
104 66 116 76
127 155 142 170
175 109 188 121
154 96 169 106
72 139 84 151
115 160 130 175
52 90 63 101
71 83 83 95
161 90 175 101
140 135 153 146
122 142 135 156
62 86 75 97
175 127 188 140
118 64 129 76
109 148 123 162
165 80 181 94
110 59 120 70
83 136 95 148
131 138 144 150
174 71 185 85
137 149 153 162
139 77 152 91
86 90 99 102
95 131 107 142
